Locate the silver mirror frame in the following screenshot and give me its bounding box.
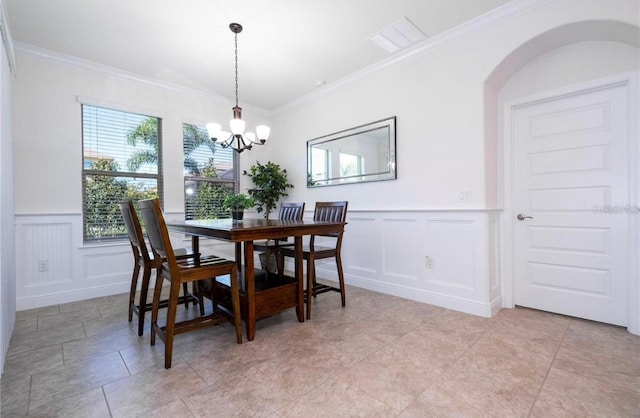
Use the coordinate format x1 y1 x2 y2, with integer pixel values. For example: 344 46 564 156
307 116 396 187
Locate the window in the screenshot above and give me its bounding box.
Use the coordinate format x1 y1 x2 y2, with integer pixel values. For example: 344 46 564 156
310 147 329 184
82 104 162 242
183 123 238 219
339 152 363 179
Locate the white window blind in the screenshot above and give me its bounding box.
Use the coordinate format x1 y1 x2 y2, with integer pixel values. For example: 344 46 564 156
82 104 162 242
183 123 238 220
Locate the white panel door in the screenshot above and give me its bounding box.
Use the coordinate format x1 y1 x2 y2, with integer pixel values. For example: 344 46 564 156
514 82 629 326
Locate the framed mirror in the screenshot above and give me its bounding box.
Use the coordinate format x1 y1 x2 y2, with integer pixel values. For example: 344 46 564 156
307 116 396 187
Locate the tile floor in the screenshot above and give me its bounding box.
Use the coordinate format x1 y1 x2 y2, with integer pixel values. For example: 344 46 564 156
1 284 639 417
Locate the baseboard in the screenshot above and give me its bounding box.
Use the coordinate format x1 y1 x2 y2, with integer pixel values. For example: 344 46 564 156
16 282 131 311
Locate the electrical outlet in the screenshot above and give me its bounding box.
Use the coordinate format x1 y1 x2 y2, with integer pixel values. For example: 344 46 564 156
425 256 434 269
459 190 472 202
38 260 49 272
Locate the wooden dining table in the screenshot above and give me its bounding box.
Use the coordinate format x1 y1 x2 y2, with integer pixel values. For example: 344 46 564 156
166 218 346 341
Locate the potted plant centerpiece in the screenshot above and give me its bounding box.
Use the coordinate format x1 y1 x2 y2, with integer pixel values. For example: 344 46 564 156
244 161 293 220
222 193 255 221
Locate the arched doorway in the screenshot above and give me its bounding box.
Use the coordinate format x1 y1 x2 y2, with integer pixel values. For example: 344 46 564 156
484 21 640 334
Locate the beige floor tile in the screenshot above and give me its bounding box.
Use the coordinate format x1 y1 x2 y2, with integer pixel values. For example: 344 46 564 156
1 344 64 382
454 335 553 387
563 320 640 361
553 344 640 393
416 310 494 348
342 350 440 411
103 360 208 418
399 387 490 418
146 399 195 418
382 299 445 325
183 374 295 417
433 364 539 417
538 367 640 417
0 376 31 417
15 305 60 321
313 325 388 365
26 387 110 418
276 378 398 417
345 310 419 343
36 308 102 331
82 311 141 337
10 317 38 337
4 290 638 417
59 295 114 313
29 351 129 411
62 327 142 365
382 329 470 373
487 318 563 357
495 306 570 337
119 334 197 375
7 323 86 357
529 400 583 418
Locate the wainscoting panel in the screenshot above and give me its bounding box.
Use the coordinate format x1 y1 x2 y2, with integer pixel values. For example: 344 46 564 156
21 221 72 286
381 217 421 282
16 214 133 310
313 209 502 317
15 210 502 318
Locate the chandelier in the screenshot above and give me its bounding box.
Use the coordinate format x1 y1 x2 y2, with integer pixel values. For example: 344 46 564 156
206 23 270 153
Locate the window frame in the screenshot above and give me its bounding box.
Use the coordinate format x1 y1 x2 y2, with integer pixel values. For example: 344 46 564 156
81 103 163 243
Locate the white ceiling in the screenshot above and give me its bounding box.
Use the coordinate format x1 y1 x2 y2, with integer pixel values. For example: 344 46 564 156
5 0 512 110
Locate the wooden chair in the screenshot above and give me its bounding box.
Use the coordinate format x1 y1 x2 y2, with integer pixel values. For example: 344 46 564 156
137 198 242 369
253 202 305 274
281 201 348 319
120 201 199 336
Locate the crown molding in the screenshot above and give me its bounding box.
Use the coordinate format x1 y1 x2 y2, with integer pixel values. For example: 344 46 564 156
14 41 231 103
273 0 553 114
13 41 271 116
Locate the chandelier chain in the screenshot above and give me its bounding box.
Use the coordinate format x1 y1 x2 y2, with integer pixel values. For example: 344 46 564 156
234 32 239 108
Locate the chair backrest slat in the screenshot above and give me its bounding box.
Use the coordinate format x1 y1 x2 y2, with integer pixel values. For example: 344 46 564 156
119 200 151 261
137 198 175 265
313 201 348 238
279 202 305 221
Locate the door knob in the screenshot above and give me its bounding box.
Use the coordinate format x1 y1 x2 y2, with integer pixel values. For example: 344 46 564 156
517 213 533 221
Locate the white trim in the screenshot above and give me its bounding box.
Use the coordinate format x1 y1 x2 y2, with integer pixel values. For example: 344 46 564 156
273 0 552 114
16 281 130 311
501 71 640 335
0 1 15 75
14 41 270 117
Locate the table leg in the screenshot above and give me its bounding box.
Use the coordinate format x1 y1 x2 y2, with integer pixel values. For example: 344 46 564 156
243 240 256 341
295 236 304 322
191 236 199 257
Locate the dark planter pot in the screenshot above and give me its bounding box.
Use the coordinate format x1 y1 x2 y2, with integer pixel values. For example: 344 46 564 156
231 210 244 221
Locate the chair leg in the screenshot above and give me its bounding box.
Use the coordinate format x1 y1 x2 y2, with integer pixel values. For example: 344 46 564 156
137 264 152 336
164 281 181 369
197 282 205 316
306 255 315 320
182 283 189 309
150 271 164 346
229 269 242 344
336 254 346 307
128 262 140 322
275 250 284 275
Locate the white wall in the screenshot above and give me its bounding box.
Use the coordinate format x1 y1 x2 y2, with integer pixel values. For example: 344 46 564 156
268 0 640 211
11 49 271 309
9 0 640 317
0 0 16 375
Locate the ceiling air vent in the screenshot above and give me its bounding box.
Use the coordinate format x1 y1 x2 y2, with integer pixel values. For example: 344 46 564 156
369 17 427 53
